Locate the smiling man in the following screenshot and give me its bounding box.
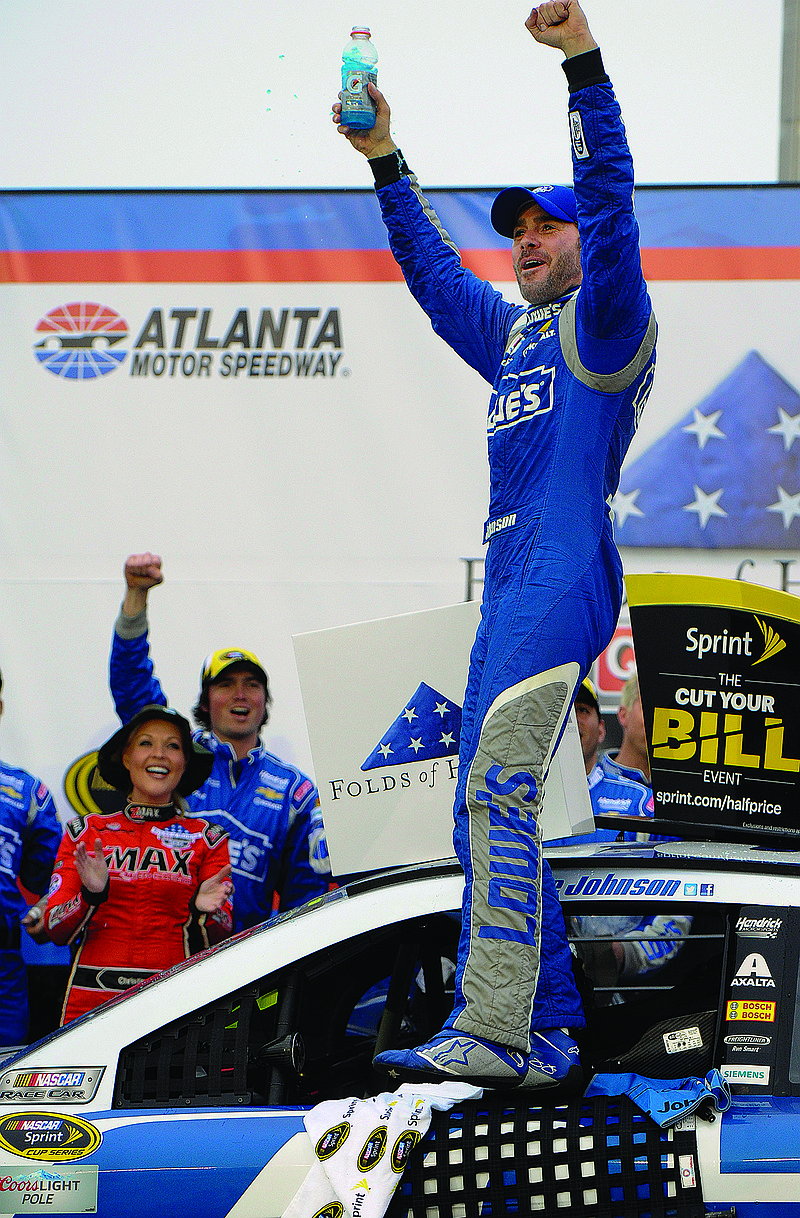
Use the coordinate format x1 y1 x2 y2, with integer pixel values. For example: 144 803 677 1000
108 553 331 931
335 0 657 1089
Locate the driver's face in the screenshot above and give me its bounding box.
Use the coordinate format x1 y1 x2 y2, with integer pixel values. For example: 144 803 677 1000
511 204 582 305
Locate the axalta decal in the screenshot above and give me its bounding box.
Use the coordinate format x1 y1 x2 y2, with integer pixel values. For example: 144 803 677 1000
0 1114 101 1161
35 304 346 381
730 952 776 989
553 872 686 899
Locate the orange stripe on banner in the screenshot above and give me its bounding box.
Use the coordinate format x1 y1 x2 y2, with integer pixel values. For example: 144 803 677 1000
0 248 406 284
3 246 800 284
640 247 800 280
464 247 800 281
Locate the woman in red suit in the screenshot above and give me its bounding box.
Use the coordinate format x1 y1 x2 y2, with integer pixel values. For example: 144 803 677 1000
46 705 233 1024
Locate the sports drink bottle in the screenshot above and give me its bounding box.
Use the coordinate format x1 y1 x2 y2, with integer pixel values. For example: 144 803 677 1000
341 27 378 130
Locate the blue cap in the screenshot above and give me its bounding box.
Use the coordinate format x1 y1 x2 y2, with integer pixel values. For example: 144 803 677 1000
491 184 578 238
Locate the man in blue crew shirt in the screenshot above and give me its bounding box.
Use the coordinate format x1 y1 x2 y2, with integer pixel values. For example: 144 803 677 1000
109 553 331 932
335 0 656 1089
0 669 62 1046
600 671 652 788
546 678 653 848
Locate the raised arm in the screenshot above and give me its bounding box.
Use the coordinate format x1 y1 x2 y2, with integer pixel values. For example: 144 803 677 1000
110 552 169 723
532 1 653 355
525 1 597 57
332 83 519 383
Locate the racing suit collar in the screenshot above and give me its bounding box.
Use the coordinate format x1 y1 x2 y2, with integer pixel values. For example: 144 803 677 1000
125 802 178 822
208 734 262 766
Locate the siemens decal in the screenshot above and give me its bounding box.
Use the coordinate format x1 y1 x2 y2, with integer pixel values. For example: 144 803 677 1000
129 307 344 378
553 872 683 898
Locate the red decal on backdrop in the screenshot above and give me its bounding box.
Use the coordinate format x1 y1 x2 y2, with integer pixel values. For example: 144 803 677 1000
595 626 636 697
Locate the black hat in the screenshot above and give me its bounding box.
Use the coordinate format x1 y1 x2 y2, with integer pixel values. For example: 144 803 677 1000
97 705 214 797
575 677 601 715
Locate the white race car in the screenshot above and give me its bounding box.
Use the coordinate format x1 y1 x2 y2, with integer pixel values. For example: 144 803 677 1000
1 840 798 1217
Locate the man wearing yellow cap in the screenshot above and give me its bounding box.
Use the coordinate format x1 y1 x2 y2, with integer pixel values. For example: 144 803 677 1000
109 552 331 932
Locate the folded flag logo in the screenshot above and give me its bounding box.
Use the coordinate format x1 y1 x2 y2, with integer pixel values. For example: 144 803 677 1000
614 351 800 548
361 682 461 771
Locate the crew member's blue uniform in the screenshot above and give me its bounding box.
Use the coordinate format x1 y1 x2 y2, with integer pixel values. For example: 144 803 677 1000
546 764 653 848
600 749 650 788
110 613 330 932
373 51 656 1052
0 764 61 1044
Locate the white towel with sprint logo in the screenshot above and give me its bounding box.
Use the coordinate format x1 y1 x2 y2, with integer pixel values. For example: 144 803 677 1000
282 1081 482 1218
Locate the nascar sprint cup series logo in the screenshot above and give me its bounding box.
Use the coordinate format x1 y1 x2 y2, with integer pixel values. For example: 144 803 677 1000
33 302 345 382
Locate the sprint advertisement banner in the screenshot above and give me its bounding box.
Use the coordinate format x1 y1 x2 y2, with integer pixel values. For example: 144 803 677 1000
627 574 800 840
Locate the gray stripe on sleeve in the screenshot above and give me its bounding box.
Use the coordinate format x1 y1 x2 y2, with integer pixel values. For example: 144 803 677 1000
559 295 657 394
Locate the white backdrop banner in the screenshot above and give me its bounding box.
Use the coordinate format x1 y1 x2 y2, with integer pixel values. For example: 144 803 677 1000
1 186 800 818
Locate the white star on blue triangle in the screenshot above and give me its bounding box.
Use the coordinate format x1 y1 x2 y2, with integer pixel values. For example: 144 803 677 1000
361 682 462 771
616 351 800 548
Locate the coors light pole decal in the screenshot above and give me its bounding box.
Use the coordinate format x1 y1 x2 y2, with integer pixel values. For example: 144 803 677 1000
627 574 800 840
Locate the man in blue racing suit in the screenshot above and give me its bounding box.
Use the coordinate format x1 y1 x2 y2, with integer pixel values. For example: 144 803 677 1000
110 553 331 932
0 668 62 1046
334 0 656 1089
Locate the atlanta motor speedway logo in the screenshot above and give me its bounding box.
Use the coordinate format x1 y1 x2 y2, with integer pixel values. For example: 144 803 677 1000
34 302 128 379
34 302 345 381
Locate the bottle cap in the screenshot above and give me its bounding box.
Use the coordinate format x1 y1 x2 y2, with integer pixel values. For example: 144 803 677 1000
350 27 371 36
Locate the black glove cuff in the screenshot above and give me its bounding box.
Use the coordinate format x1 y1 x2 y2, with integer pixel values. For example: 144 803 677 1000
81 881 109 907
562 48 609 91
369 149 411 189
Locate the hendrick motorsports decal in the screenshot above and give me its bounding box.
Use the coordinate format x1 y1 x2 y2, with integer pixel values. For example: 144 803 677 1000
0 1069 104 1106
735 914 783 939
0 1165 98 1214
0 1114 101 1161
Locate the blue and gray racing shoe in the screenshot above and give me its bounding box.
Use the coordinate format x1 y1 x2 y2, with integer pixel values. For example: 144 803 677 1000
373 1027 582 1092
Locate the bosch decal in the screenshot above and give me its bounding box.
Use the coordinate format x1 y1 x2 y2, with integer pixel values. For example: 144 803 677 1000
726 999 776 1022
